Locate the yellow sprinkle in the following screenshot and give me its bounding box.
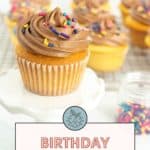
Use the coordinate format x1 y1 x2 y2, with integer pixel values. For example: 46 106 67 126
91 8 98 14
44 38 49 46
141 114 145 119
141 127 146 133
137 6 144 12
63 21 67 26
24 24 29 28
21 2 26 7
98 34 102 38
131 119 135 122
128 112 132 117
101 31 107 36
142 14 147 18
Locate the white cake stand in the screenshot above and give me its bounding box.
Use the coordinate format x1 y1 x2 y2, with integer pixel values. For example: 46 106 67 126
0 68 105 121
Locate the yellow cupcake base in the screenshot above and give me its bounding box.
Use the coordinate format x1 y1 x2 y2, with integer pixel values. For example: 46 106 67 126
119 3 130 24
88 44 128 72
16 43 89 96
145 35 150 48
125 16 150 48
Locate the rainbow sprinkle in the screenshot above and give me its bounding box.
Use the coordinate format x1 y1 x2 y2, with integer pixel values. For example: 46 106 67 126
117 102 150 134
39 12 47 16
43 38 55 47
47 12 78 39
43 38 49 46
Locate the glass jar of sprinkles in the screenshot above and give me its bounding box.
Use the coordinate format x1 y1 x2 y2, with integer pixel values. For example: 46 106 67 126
117 72 150 135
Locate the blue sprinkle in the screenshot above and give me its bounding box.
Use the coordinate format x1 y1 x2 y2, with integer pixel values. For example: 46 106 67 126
48 43 54 47
135 121 140 130
63 12 67 16
120 103 131 112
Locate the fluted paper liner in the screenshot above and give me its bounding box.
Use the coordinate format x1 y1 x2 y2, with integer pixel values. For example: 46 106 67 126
17 56 88 96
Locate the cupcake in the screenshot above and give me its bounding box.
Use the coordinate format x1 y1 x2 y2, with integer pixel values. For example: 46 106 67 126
73 0 110 26
119 0 140 24
24 0 51 12
5 0 50 45
5 5 33 46
88 11 128 72
145 32 150 47
125 1 150 48
16 8 89 96
6 0 50 28
72 0 110 11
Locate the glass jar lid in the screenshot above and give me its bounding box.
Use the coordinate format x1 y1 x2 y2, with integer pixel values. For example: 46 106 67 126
120 72 150 107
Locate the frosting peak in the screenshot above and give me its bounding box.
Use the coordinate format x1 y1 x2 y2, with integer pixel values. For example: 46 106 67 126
17 8 89 57
48 8 66 27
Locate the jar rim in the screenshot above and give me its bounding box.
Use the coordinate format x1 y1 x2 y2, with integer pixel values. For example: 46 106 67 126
120 72 150 107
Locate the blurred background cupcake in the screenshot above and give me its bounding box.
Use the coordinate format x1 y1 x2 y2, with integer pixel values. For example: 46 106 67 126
16 7 89 96
5 0 51 46
72 0 110 26
119 0 140 24
145 31 150 47
125 0 150 48
72 0 110 11
88 11 128 72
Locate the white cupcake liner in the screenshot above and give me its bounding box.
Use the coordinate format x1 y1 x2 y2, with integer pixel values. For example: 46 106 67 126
17 55 88 96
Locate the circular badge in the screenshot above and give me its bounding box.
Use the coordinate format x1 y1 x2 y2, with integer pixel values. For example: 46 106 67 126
63 106 88 131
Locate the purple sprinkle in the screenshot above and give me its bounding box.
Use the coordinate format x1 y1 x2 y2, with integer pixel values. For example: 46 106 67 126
91 22 101 33
72 18 77 22
60 33 70 39
49 26 60 35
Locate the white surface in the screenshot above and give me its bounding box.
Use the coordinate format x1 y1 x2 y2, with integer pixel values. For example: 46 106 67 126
0 70 150 150
0 68 105 121
0 91 149 150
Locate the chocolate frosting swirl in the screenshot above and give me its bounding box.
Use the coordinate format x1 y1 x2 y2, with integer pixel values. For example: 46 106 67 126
17 8 89 57
89 12 128 46
73 0 108 25
131 0 150 25
122 0 139 8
